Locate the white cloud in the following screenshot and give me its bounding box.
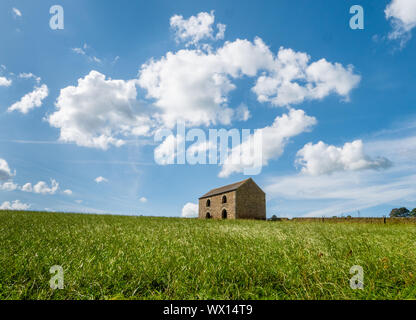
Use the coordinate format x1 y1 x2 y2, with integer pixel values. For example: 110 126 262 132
219 109 317 177
48 71 152 150
22 179 59 195
19 73 41 84
92 56 101 64
0 181 18 191
139 197 147 203
235 104 251 122
12 8 22 18
265 170 416 217
95 176 108 183
0 200 30 210
181 202 198 218
50 22 359 150
170 11 226 46
0 76 12 87
385 0 416 46
8 84 49 114
0 159 14 181
72 44 102 63
72 47 86 55
216 23 226 40
139 38 358 128
265 132 416 217
33 180 59 195
0 159 66 196
138 38 273 128
252 48 361 106
21 183 32 192
296 140 392 176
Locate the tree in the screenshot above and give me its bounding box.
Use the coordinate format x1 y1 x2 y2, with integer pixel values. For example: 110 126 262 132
410 208 416 217
389 207 410 218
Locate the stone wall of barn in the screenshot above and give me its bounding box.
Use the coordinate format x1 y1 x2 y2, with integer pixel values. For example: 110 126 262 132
235 179 266 220
198 191 236 219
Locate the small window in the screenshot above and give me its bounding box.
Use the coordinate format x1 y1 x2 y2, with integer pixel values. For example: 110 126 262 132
206 212 212 219
206 199 211 207
222 209 227 219
222 195 227 204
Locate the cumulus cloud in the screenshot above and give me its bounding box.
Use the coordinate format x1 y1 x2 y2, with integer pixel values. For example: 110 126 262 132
181 202 198 218
138 38 273 128
219 109 317 177
0 181 18 191
296 140 392 176
235 104 251 122
19 72 41 84
0 200 30 210
8 84 49 114
139 38 358 128
50 20 359 150
252 49 361 106
385 0 416 46
95 176 108 183
139 197 147 203
0 159 14 181
216 23 226 40
264 131 416 217
21 183 32 192
63 189 73 195
12 8 22 18
22 179 59 195
0 76 12 87
170 11 226 46
72 43 102 64
0 158 67 196
34 180 59 195
72 47 86 55
48 71 152 150
265 170 416 217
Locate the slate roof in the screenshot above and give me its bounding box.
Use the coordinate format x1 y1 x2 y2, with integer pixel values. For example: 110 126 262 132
199 178 252 199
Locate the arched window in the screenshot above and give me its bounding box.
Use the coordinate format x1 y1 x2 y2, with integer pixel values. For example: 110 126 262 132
222 195 227 204
222 209 227 219
206 212 212 219
206 199 211 207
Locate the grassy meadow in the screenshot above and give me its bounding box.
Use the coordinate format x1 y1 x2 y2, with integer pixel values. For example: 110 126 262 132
0 211 415 300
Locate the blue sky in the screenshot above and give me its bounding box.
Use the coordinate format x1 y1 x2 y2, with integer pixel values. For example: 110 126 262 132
1 0 416 218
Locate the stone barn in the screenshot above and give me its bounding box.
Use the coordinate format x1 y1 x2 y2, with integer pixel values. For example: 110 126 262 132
198 178 266 220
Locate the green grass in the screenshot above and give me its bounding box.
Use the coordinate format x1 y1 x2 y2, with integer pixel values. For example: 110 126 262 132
1 211 415 300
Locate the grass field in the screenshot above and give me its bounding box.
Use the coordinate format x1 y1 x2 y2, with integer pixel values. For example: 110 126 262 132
1 211 415 300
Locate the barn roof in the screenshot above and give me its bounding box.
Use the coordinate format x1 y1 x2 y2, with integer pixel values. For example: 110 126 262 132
199 178 252 199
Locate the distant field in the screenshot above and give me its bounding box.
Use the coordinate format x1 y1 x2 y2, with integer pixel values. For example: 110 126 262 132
1 211 415 300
